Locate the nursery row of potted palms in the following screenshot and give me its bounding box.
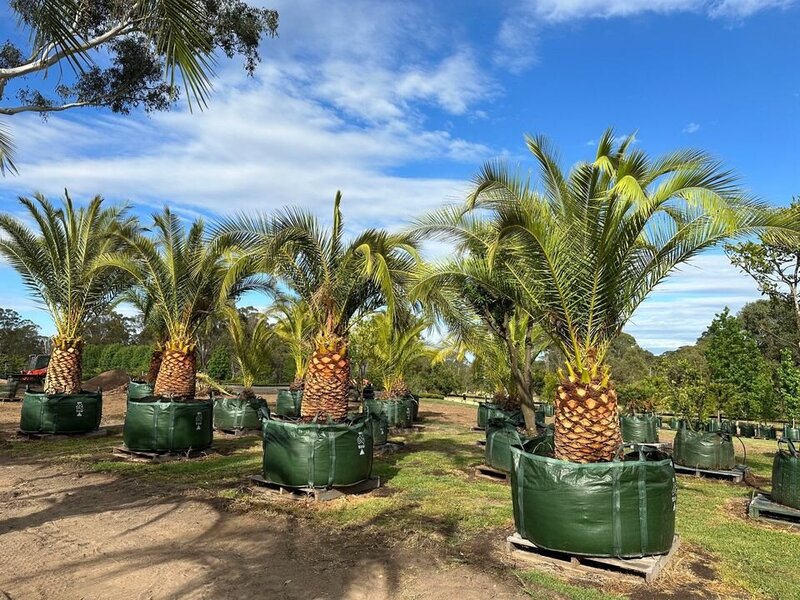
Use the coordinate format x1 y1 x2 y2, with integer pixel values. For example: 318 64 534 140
3 129 799 558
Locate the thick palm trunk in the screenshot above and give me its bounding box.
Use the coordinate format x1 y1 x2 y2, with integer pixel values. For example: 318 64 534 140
145 349 163 384
154 347 197 400
302 337 349 420
385 378 411 399
555 376 621 462
289 377 304 392
44 337 83 395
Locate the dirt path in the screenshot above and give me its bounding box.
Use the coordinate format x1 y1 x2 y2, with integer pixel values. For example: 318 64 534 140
0 459 526 600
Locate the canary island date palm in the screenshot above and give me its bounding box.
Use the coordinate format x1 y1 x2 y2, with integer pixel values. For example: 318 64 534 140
0 193 134 394
121 287 164 384
222 304 272 398
412 217 549 428
221 192 419 420
436 130 777 462
100 209 263 400
267 296 315 391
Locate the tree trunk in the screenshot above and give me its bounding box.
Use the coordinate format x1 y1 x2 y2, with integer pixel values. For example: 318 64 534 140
154 348 196 400
145 349 163 384
44 337 83 395
555 376 621 463
302 337 349 420
288 377 304 392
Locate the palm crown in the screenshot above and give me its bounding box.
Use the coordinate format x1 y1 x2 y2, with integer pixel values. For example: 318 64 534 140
0 193 133 393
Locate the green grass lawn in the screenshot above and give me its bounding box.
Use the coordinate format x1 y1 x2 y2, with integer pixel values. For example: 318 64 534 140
5 409 799 599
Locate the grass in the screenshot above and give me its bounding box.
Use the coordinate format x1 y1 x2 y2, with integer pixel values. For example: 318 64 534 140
4 410 800 599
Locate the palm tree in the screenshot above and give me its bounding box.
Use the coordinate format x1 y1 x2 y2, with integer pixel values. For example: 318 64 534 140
221 191 419 420
120 287 164 384
222 305 272 397
267 296 315 391
412 217 549 427
0 193 134 394
364 312 432 398
100 208 263 400
430 129 776 463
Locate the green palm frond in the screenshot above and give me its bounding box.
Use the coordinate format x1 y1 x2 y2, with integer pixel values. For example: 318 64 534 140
222 305 272 389
267 295 316 379
0 120 17 175
0 192 134 339
218 191 420 339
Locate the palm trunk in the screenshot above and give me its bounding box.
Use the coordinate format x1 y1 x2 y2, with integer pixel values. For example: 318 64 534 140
302 336 349 420
145 349 163 384
385 377 411 399
154 347 197 400
555 376 621 463
289 377 304 392
44 337 83 395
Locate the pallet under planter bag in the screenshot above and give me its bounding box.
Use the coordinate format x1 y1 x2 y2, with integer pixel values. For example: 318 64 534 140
509 445 677 559
260 414 375 489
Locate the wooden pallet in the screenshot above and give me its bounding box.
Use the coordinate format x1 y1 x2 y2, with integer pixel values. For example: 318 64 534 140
748 493 800 525
112 445 211 463
475 439 486 447
374 441 405 456
470 426 486 432
475 464 508 482
673 463 747 483
506 532 680 584
248 474 381 502
17 428 108 441
0 397 20 402
390 424 426 434
215 427 261 437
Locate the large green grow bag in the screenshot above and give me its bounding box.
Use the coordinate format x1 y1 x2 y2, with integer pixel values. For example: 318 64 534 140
368 413 389 445
541 403 555 417
365 398 413 428
20 391 102 433
761 425 777 440
477 402 524 429
668 417 680 430
275 390 302 417
486 420 553 472
408 396 420 422
620 414 659 444
261 415 373 488
127 381 154 401
510 446 676 557
738 422 756 438
673 428 735 470
124 398 213 452
784 425 800 441
213 397 266 430
772 439 800 509
0 380 18 399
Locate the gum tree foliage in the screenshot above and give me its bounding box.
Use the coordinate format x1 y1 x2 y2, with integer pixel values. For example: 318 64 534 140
777 348 800 424
702 308 776 420
0 307 43 371
658 345 714 420
0 0 279 173
738 298 800 362
726 198 800 343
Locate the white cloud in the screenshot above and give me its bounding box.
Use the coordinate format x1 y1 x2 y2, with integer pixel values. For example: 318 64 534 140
683 122 701 134
625 253 762 353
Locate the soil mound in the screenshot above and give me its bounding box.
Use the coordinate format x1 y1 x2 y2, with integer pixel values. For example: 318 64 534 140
83 369 130 391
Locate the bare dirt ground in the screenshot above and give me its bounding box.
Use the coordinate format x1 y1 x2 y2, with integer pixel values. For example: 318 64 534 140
0 399 529 600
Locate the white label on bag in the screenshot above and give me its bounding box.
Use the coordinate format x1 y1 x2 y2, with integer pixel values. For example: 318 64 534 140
357 432 366 455
195 412 203 431
75 401 84 417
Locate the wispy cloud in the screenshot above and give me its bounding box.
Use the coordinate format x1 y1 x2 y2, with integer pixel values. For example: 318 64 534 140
683 122 701 134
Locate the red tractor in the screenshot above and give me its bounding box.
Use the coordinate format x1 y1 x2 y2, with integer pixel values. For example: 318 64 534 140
16 354 50 389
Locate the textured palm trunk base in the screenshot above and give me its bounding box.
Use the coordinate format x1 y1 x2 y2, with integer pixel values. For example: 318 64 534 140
384 380 411 399
288 377 305 392
555 379 621 463
44 341 83 395
154 349 197 400
302 344 349 420
145 350 163 384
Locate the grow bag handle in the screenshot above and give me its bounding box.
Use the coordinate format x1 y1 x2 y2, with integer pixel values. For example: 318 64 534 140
778 436 799 457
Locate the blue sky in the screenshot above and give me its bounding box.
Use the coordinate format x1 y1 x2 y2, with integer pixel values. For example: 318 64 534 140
0 0 798 353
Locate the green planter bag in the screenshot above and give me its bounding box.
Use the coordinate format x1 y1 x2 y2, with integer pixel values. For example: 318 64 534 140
486 420 553 472
20 391 102 434
124 398 213 452
761 425 777 440
408 396 420 422
365 398 413 428
127 381 154 401
541 403 555 417
772 439 800 510
510 445 676 557
261 414 373 488
369 413 389 446
620 413 659 443
0 380 18 399
213 397 266 430
668 417 680 430
738 422 756 438
673 428 735 470
477 402 524 429
275 390 302 417
783 425 800 441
